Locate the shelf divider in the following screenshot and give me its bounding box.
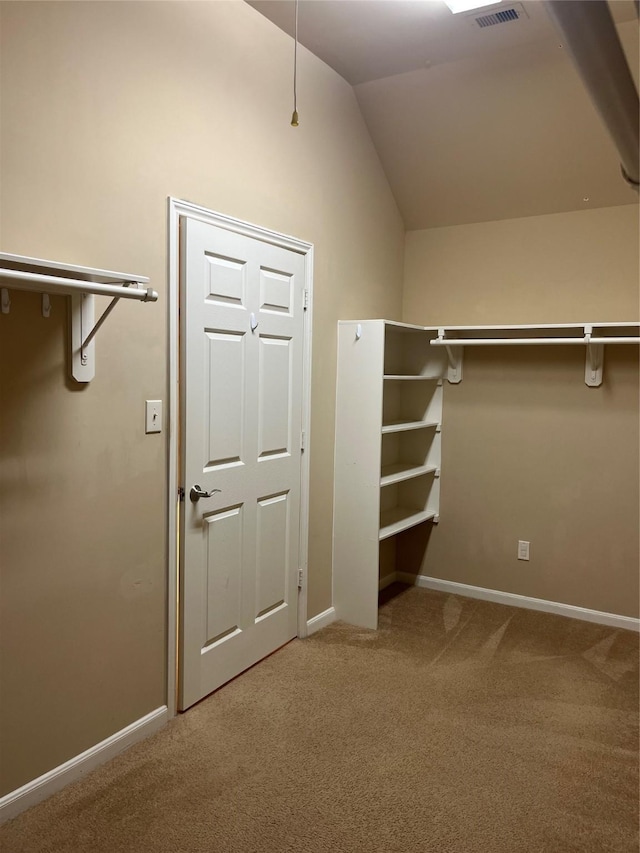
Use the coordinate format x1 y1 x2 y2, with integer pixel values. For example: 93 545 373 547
381 419 439 434
380 464 437 487
379 507 436 540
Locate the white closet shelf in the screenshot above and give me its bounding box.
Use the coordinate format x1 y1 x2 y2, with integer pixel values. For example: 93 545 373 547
379 507 437 540
381 419 439 434
429 322 640 387
0 253 157 382
0 254 156 300
431 321 639 335
380 463 438 487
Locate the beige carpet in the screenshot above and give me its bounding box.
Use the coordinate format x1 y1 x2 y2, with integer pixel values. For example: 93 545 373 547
2 584 638 853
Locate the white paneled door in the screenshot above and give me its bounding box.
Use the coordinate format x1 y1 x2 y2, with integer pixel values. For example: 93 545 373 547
179 217 307 711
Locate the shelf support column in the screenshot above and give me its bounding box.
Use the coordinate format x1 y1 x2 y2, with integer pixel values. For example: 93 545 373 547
81 294 122 350
70 284 137 382
70 294 95 383
438 329 463 384
584 325 604 387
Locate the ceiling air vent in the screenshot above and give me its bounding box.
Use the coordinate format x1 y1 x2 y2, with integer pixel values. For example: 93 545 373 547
475 8 521 27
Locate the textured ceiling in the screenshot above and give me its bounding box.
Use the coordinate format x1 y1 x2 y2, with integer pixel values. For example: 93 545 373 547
247 1 639 229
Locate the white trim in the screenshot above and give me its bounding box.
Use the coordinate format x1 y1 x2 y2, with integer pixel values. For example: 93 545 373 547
379 572 398 591
167 199 314 693
297 244 314 638
396 573 640 632
166 200 181 719
306 607 337 635
168 198 313 254
0 706 168 824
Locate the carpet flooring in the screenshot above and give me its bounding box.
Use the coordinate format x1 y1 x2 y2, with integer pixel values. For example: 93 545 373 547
2 584 638 852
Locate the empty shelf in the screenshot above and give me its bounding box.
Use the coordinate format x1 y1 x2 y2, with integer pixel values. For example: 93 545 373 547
379 507 436 540
381 420 439 434
380 463 437 487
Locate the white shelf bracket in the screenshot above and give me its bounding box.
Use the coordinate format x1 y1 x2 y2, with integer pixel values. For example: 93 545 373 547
584 325 603 387
70 289 134 382
0 255 157 384
438 329 463 383
71 294 96 382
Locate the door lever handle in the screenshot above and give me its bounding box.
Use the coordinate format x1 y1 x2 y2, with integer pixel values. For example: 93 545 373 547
190 484 222 503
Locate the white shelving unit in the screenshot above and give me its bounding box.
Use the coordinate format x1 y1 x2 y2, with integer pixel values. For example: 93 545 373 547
332 317 640 630
333 320 446 629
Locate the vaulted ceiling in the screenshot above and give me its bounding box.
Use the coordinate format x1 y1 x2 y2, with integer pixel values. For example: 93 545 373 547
247 0 639 229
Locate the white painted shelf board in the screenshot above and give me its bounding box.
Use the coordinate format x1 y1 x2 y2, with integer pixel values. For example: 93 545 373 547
0 252 150 285
433 322 639 332
383 374 436 381
381 419 439 434
431 322 640 346
379 507 437 540
380 464 437 487
343 321 640 334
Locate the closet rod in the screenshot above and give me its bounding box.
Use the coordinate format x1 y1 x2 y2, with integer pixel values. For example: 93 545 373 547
589 337 640 345
431 337 640 346
0 268 158 301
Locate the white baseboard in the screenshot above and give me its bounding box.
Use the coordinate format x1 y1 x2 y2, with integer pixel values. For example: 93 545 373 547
396 573 640 632
306 606 337 635
0 705 168 824
379 572 397 591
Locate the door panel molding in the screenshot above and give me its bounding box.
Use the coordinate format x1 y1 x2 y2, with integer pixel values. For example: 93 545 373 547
167 198 313 717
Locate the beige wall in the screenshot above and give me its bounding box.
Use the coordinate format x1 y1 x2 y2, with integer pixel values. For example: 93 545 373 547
0 0 404 795
402 205 639 617
354 21 639 230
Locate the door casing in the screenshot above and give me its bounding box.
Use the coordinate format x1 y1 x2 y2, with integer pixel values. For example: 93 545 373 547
167 197 314 717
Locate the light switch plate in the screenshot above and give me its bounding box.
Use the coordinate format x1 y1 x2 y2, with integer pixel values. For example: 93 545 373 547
145 400 162 434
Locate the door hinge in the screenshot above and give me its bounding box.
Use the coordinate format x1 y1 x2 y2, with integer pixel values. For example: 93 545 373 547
303 289 309 310
300 430 306 452
298 569 304 589
178 487 185 502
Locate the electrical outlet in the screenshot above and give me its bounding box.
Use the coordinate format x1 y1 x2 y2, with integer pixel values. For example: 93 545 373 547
518 540 530 561
145 400 163 434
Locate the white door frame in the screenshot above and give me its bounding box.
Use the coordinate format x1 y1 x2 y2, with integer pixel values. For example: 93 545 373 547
166 197 314 717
